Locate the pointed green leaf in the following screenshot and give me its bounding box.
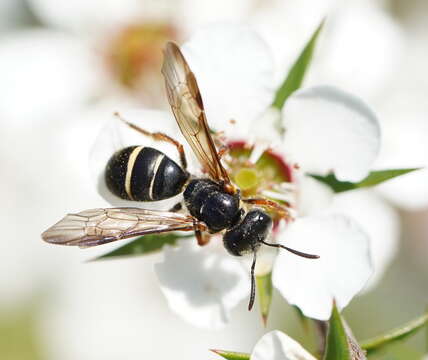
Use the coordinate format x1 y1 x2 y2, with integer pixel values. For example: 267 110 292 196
324 304 351 360
210 349 250 360
256 271 273 326
361 312 428 355
310 168 420 193
324 303 366 360
90 233 193 261
272 19 324 111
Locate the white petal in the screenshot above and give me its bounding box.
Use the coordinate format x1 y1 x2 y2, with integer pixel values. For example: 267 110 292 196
376 170 428 212
181 23 275 138
243 242 277 277
252 1 402 99
326 190 399 291
28 0 165 34
249 107 283 158
272 214 373 320
294 174 334 216
89 108 193 209
177 0 252 36
251 0 332 85
374 87 428 210
308 2 404 99
251 330 316 360
0 30 101 127
154 240 249 329
282 86 380 182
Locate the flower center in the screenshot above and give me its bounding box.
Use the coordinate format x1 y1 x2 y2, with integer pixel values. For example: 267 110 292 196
225 142 295 218
106 23 176 90
235 168 259 191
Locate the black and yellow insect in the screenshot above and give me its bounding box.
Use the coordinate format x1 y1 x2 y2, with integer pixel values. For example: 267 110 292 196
42 42 318 310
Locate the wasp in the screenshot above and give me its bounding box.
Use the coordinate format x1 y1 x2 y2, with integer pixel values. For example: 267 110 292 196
42 42 319 310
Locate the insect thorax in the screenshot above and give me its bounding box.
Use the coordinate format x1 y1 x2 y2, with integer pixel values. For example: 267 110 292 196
183 179 242 233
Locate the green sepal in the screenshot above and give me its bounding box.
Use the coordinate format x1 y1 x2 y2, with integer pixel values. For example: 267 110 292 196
310 168 420 193
210 349 250 360
293 306 310 332
324 302 366 360
90 233 193 261
256 271 273 326
361 312 428 355
272 19 325 111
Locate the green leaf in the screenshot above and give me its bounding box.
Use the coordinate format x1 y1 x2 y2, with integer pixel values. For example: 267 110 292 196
256 271 273 326
91 233 193 261
324 303 351 360
361 312 428 355
210 349 250 360
272 19 324 111
310 168 420 193
324 303 366 360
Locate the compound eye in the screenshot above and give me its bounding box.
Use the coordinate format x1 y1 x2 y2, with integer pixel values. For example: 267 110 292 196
223 226 249 256
245 209 273 235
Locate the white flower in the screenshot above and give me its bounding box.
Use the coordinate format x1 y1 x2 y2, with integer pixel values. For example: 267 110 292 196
23 0 256 108
308 1 404 99
28 0 153 34
251 330 316 360
0 29 101 127
325 189 400 291
91 24 397 327
13 0 402 123
281 85 380 182
154 240 248 329
272 215 372 320
27 0 251 35
252 0 404 99
373 43 428 211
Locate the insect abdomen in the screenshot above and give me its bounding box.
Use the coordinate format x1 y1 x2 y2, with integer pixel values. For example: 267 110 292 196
105 146 188 201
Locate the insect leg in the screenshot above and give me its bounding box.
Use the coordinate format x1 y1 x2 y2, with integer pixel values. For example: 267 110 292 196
114 112 188 170
217 144 230 160
193 219 209 246
243 198 291 220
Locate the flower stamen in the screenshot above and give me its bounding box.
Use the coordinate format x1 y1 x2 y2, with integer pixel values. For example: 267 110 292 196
261 190 295 205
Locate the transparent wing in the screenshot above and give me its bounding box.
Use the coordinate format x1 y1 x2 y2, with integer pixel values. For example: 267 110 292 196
162 42 232 188
42 208 196 247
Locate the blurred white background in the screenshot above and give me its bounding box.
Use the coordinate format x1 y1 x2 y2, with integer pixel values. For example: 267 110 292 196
1 0 427 359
